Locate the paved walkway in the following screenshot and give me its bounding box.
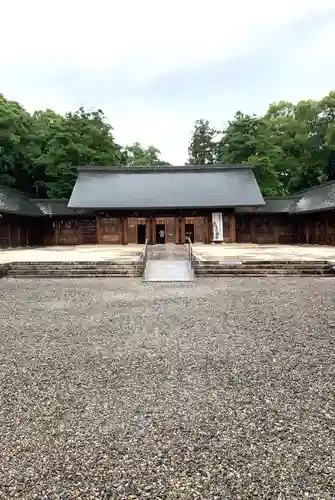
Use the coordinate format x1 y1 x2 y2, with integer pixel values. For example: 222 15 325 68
144 244 195 281
0 245 144 263
192 244 335 262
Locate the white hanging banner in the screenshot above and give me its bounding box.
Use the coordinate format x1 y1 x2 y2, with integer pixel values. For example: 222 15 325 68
212 212 224 242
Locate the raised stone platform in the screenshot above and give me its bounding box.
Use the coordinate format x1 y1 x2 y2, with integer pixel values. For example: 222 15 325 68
0 244 144 264
191 244 335 277
0 245 145 278
192 243 335 263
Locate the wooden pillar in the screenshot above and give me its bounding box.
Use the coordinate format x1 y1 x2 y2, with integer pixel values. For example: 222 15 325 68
175 217 179 244
230 213 236 243
96 215 101 244
251 217 256 243
306 218 309 244
152 217 156 244
204 216 209 244
208 215 213 243
179 217 185 244
123 217 128 245
54 220 59 245
145 218 151 244
17 224 21 247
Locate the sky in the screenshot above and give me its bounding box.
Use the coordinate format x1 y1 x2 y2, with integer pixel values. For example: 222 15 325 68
1 0 335 164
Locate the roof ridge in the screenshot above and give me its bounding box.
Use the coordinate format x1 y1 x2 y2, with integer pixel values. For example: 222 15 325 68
291 179 335 196
76 164 255 173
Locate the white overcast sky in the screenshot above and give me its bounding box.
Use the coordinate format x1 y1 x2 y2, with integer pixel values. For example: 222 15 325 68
1 0 335 163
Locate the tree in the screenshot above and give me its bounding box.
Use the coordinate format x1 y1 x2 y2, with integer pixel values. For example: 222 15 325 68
35 107 122 198
187 119 217 165
215 92 335 195
123 142 170 166
0 95 38 193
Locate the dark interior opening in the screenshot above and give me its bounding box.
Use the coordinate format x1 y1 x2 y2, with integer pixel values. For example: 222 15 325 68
137 224 146 244
156 224 166 244
185 223 195 243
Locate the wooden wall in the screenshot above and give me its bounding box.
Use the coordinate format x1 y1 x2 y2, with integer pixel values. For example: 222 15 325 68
1 210 334 248
52 217 98 245
0 214 47 248
236 214 294 244
294 212 335 246
0 216 10 247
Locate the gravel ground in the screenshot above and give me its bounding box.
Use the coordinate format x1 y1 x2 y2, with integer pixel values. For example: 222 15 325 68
0 277 334 500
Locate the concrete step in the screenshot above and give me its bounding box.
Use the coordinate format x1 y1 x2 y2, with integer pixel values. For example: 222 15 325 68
147 244 189 261
144 260 195 282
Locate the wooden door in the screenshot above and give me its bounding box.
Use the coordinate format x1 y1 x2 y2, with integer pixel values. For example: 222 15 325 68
136 218 146 244
154 218 167 244
79 219 97 244
100 217 121 244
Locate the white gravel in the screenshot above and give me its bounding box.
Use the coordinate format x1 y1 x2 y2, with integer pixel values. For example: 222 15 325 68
0 277 334 499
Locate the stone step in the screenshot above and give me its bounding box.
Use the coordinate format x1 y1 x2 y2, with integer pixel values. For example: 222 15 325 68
195 270 333 276
8 261 140 267
7 270 142 277
8 264 142 271
6 275 142 279
195 265 332 272
195 261 330 267
6 261 143 278
0 264 9 278
197 273 334 277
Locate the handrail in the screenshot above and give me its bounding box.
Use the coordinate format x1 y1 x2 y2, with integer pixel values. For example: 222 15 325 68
142 238 148 277
186 237 193 268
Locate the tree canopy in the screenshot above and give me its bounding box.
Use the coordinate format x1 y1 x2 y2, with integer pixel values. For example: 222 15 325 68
1 90 335 199
0 96 169 199
206 91 335 195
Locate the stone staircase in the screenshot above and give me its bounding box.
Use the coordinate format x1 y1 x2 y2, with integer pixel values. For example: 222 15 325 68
4 260 143 278
193 260 335 277
0 263 9 278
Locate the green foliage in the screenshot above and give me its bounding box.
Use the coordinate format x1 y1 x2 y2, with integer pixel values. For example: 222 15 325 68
123 142 170 166
0 97 166 199
189 91 335 195
187 119 217 165
2 89 335 200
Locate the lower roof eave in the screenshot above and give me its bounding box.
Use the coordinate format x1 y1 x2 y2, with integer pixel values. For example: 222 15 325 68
68 204 265 211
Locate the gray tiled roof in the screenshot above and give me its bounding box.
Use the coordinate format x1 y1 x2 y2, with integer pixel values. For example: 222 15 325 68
0 186 44 216
289 182 335 214
34 199 93 216
68 165 265 209
237 197 300 214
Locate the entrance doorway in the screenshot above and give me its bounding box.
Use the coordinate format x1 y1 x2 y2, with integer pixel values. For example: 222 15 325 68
185 223 195 243
156 224 166 244
137 224 146 244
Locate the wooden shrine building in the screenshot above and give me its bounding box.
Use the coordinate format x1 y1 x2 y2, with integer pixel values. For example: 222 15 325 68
1 164 335 248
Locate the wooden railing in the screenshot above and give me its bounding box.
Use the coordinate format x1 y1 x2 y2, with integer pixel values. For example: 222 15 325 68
186 237 194 268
